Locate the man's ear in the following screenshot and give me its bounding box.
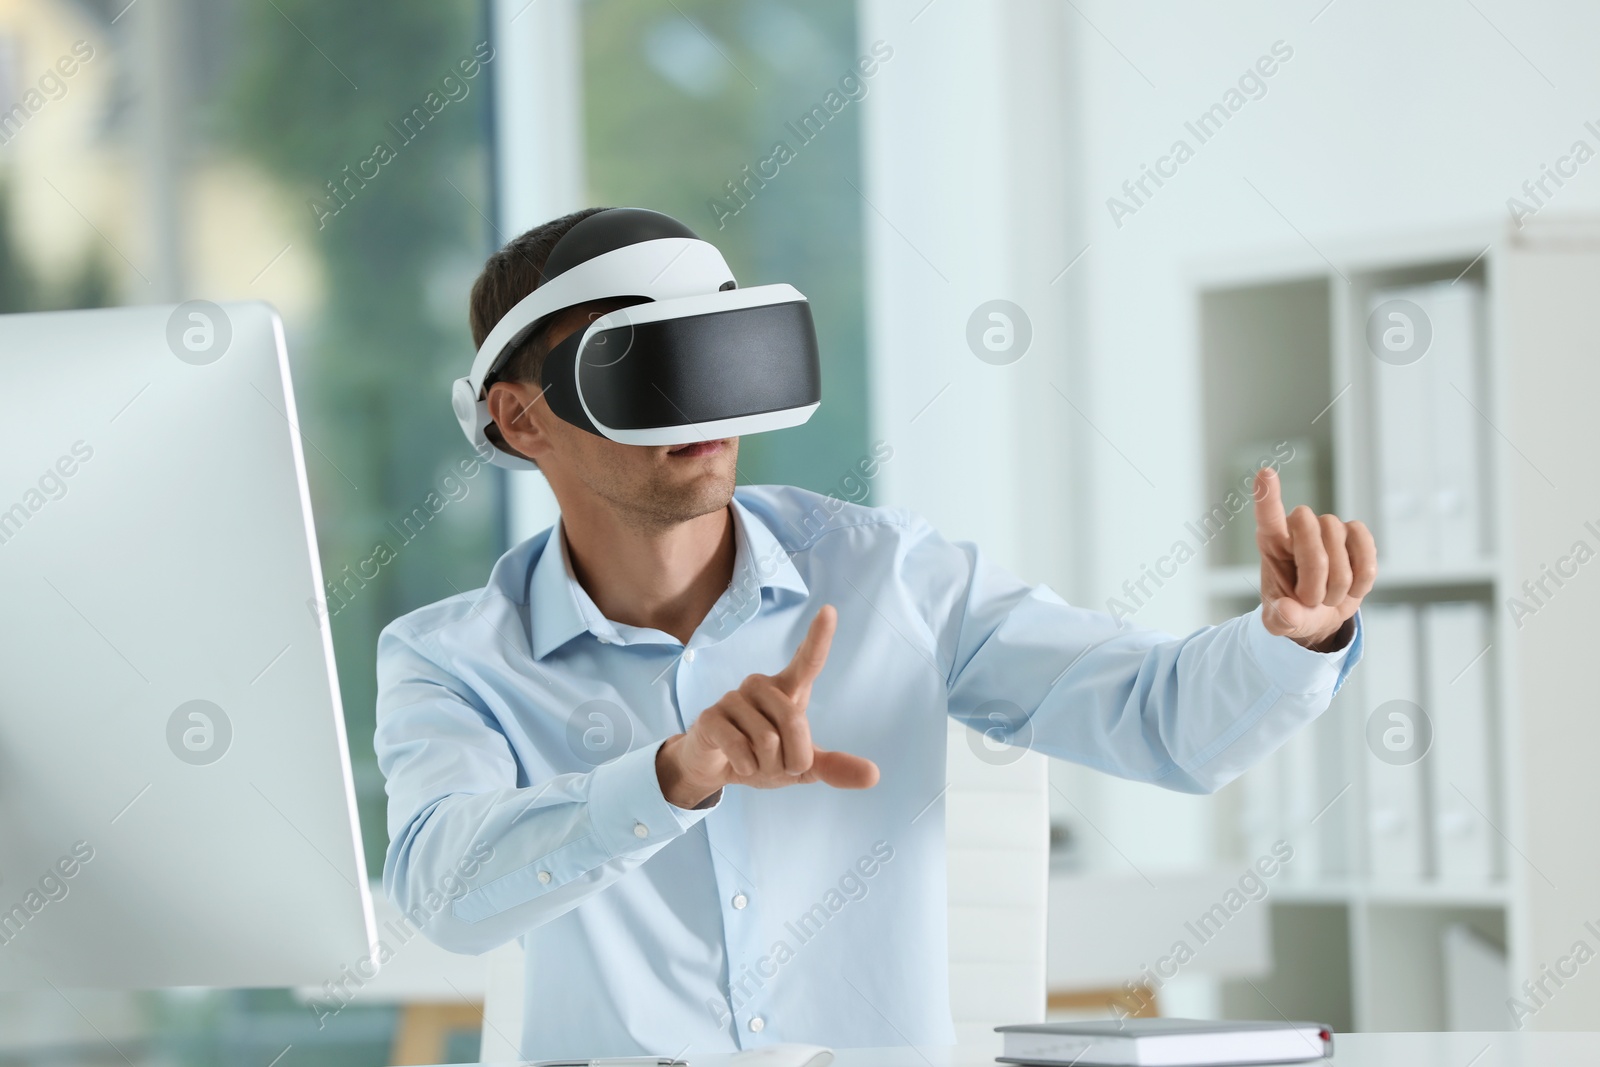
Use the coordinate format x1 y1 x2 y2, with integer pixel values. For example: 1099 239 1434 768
485 381 549 464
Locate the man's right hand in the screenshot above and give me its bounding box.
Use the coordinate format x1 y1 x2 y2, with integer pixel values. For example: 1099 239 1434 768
655 604 881 810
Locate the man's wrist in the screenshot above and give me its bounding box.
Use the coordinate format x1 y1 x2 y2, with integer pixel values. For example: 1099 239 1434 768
656 734 722 810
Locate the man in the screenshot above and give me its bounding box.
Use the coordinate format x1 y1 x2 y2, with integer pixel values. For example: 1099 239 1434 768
376 207 1374 1059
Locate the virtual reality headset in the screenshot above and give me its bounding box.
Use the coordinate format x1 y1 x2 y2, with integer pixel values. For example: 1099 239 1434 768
452 207 823 471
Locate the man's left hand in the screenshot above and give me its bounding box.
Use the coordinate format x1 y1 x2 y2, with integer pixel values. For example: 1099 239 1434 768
1253 466 1377 652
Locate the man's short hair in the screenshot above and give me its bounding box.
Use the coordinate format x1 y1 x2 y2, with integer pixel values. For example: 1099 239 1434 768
468 207 648 459
468 206 611 390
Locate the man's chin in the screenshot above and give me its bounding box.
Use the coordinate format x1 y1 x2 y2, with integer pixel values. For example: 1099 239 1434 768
636 468 736 526
577 439 739 526
679 475 737 518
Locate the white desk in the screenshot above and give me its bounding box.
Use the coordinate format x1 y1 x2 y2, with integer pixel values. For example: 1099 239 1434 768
467 1031 1600 1066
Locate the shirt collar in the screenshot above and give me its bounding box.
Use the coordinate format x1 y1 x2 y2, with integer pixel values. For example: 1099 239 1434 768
523 492 807 660
523 519 590 660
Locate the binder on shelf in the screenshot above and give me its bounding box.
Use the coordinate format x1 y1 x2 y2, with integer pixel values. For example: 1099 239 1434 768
1360 603 1429 881
1426 285 1489 564
1423 601 1498 883
1277 724 1322 882
1370 307 1433 570
1307 686 1359 878
1367 281 1487 570
1238 745 1283 873
1442 923 1511 1031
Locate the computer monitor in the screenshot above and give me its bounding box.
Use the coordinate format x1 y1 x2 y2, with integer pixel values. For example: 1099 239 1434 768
0 301 378 988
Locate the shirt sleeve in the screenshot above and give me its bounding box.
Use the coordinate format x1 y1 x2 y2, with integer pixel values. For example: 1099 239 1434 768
374 618 720 955
902 513 1363 794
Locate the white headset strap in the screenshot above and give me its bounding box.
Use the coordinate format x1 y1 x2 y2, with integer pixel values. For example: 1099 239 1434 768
465 237 735 399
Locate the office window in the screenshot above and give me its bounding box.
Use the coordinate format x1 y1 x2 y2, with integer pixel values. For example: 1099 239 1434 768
0 0 495 1062
580 0 871 494
0 0 871 1060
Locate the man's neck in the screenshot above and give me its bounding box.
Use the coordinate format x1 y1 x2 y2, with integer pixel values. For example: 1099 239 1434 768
559 502 736 646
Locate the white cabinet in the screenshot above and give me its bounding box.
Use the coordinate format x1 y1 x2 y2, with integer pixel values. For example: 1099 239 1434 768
1193 222 1600 1032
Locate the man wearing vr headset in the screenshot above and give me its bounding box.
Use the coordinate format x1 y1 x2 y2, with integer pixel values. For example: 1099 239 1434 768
376 208 1373 1058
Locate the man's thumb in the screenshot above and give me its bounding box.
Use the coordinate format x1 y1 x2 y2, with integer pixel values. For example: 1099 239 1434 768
1264 596 1311 636
810 748 880 790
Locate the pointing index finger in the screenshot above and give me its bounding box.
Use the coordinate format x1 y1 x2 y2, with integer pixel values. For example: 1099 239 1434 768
775 604 836 698
1253 466 1290 548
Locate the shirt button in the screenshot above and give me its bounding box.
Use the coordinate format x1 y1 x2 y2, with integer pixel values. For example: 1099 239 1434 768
683 648 697 663
537 870 551 885
597 635 612 645
732 893 748 910
749 1016 765 1033
633 821 649 839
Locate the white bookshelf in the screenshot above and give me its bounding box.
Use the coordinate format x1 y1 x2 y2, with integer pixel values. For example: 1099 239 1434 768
1189 221 1600 1033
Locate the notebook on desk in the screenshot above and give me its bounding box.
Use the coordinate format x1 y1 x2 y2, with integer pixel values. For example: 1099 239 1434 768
995 1018 1334 1066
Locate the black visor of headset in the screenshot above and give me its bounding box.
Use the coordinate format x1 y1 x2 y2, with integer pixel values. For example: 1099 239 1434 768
538 286 821 446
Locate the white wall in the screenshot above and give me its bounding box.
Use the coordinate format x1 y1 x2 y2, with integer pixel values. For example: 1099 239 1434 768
857 0 1079 584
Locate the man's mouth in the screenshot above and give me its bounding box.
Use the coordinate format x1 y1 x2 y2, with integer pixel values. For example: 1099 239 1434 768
667 439 725 458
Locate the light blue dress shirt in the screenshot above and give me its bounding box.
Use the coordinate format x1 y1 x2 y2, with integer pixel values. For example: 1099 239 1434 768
375 484 1361 1059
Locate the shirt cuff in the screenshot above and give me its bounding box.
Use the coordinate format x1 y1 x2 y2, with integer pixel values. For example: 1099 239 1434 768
1243 603 1362 696
587 737 720 857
